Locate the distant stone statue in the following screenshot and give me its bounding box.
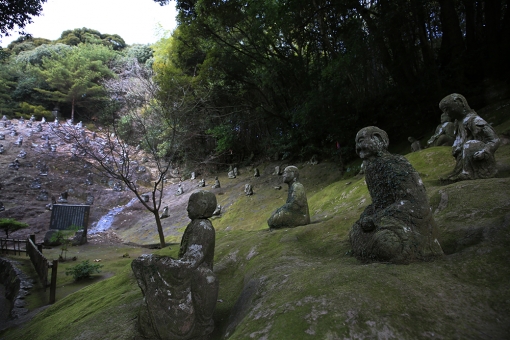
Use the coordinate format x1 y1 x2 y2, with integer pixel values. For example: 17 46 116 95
85 173 93 185
14 136 22 146
8 159 20 170
233 167 239 177
439 93 501 182
0 133 4 140
30 115 36 122
227 169 236 179
408 137 421 152
176 183 184 196
273 166 281 175
267 166 310 229
244 183 253 196
427 112 455 147
17 149 26 159
132 190 219 340
57 191 68 203
41 117 46 123
254 168 260 177
0 144 4 154
211 176 221 189
86 194 94 205
190 171 196 180
349 126 443 263
113 182 122 191
36 190 49 201
308 154 319 165
160 206 169 219
141 194 150 202
212 204 221 216
198 178 205 187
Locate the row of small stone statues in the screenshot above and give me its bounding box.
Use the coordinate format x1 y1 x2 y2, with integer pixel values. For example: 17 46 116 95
131 93 500 339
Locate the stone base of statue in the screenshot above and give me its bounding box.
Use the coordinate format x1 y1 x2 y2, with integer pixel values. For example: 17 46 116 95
132 255 218 340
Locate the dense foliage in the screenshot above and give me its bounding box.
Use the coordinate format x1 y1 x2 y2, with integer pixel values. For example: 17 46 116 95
0 218 29 238
65 260 103 280
153 0 510 163
0 0 47 39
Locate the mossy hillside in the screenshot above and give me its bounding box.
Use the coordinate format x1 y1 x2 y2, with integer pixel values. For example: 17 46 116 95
2 119 509 339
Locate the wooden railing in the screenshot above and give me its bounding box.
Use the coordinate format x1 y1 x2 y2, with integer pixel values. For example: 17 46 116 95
26 235 58 304
0 237 27 255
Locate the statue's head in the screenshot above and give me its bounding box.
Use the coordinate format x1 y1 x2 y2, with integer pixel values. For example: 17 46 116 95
440 112 451 123
355 126 389 160
439 93 472 120
282 166 299 184
408 136 416 143
187 190 217 219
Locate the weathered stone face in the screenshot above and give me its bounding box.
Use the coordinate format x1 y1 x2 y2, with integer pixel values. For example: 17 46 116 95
355 127 389 160
267 166 310 229
350 126 443 263
439 93 501 182
187 190 217 220
131 191 218 340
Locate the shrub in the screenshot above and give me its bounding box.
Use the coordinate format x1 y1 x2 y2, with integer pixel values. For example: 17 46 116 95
65 260 103 280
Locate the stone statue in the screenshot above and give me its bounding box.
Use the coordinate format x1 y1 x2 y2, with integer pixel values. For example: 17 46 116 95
211 176 220 189
0 133 4 140
308 154 319 165
233 167 239 177
36 190 49 201
439 93 500 182
254 168 260 177
17 149 26 159
267 166 310 229
227 169 236 179
244 183 253 196
85 173 93 185
408 137 421 152
197 178 205 187
273 166 281 175
160 206 169 219
190 171 196 180
0 144 4 154
427 112 455 147
349 126 443 263
57 191 68 203
176 183 184 196
212 204 221 216
132 190 219 340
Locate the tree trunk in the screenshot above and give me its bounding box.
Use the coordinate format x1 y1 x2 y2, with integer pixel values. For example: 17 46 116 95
437 0 465 79
153 211 166 248
71 96 75 123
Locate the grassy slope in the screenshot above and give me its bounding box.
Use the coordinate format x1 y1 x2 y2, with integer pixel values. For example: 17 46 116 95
2 113 510 339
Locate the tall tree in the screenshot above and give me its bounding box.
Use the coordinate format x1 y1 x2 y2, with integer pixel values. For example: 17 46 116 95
35 43 117 121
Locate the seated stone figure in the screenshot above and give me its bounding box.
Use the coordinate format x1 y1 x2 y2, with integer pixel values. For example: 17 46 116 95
197 178 205 187
408 137 421 152
132 190 219 340
244 183 253 196
439 93 500 182
267 166 310 229
176 183 184 196
211 177 220 189
427 112 455 147
349 126 443 263
227 169 236 179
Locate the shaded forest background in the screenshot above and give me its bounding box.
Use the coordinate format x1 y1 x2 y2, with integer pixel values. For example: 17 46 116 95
1 0 509 167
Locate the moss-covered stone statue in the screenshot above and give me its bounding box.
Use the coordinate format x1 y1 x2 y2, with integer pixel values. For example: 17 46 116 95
349 127 443 263
267 166 310 229
427 112 456 147
439 93 500 182
131 190 219 340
